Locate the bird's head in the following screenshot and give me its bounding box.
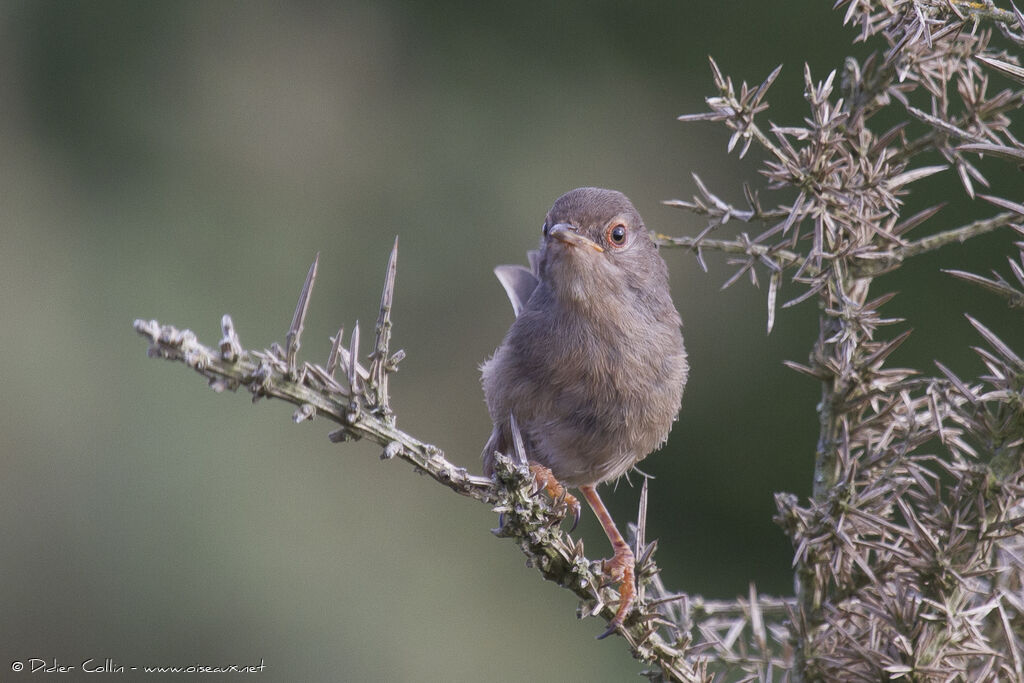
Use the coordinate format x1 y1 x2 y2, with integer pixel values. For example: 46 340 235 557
538 187 669 307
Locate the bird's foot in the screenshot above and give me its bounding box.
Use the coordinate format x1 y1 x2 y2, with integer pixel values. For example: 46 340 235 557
597 543 637 639
528 463 581 532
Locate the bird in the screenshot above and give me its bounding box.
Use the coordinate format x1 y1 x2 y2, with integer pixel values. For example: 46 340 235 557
481 187 688 638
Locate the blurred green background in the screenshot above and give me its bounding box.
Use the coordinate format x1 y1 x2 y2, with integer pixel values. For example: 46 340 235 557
2 1 1020 680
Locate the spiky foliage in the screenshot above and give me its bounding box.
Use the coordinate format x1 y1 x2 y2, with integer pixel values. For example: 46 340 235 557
659 1 1024 679
134 1 1024 681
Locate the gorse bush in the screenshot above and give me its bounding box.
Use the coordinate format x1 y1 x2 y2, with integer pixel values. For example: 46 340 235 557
661 1 1024 679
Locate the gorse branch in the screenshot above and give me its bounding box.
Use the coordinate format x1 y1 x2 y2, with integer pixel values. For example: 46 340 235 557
135 245 788 682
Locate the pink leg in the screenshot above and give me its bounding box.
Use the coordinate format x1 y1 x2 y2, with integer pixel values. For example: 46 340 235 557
580 484 636 639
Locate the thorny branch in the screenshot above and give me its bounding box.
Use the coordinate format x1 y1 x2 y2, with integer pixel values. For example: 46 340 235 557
135 241 786 682
655 202 1020 279
136 246 493 505
136 1 1024 681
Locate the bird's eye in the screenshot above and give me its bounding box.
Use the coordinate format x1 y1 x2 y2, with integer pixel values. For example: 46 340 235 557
542 223 549 237
607 224 627 247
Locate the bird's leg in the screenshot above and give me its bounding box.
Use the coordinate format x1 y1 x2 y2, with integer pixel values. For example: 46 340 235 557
528 463 581 531
579 484 636 639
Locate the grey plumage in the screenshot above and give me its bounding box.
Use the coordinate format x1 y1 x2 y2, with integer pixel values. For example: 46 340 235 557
481 187 688 487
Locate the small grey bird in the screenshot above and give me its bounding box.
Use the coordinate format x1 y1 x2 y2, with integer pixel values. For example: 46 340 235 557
481 187 688 637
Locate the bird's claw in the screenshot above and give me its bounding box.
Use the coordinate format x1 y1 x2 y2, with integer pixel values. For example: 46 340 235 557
528 464 581 531
596 544 637 639
567 498 581 533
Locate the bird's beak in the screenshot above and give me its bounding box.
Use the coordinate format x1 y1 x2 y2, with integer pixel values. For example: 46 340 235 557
548 224 604 253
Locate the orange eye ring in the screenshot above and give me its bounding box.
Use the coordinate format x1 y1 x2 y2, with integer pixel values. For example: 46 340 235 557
606 223 627 247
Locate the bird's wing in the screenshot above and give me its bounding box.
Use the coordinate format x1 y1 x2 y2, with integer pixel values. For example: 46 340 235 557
494 263 539 318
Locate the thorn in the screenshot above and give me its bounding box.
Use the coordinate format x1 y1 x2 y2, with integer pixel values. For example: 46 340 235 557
978 193 1024 217
306 363 344 395
749 582 768 653
385 349 406 372
767 270 781 334
636 626 659 646
636 476 650 553
347 321 360 407
637 540 659 567
509 414 529 468
369 237 399 412
647 593 690 607
966 315 1024 367
976 55 1024 87
636 611 673 625
782 359 829 380
742 182 758 212
219 314 242 362
326 326 344 377
863 328 913 367
286 253 319 379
